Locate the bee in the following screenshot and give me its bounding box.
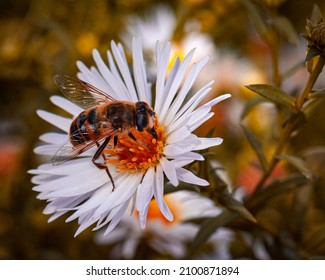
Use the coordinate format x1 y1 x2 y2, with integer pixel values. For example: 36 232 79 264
52 74 157 190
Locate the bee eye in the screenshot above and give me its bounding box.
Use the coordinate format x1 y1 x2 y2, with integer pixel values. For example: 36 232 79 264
136 114 148 132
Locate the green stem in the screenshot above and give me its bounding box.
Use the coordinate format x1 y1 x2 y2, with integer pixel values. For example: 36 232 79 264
296 56 325 110
271 38 281 87
252 56 325 194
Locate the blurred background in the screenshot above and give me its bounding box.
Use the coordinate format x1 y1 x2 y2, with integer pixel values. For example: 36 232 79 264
1 0 325 259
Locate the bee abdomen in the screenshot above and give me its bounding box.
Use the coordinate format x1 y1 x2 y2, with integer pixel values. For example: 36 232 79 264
70 109 100 146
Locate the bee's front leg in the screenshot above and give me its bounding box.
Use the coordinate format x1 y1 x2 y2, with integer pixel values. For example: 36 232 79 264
93 137 115 191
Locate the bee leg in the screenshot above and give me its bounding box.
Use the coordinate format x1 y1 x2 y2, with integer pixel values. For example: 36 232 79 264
148 127 158 139
93 137 116 191
113 135 118 147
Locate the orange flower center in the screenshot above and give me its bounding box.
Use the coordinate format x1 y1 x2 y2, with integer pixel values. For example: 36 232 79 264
104 121 166 174
135 195 180 226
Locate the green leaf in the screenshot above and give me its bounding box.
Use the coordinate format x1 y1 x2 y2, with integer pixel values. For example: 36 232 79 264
206 127 215 138
219 191 257 223
277 154 313 180
241 124 268 172
208 160 229 192
302 224 325 252
240 96 267 120
190 211 238 255
240 0 268 40
310 89 325 98
256 209 283 235
246 174 308 212
272 16 298 45
246 84 297 112
303 97 325 119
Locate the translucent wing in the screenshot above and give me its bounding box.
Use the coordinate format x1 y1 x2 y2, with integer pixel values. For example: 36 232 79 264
54 74 116 109
51 139 97 165
51 128 116 165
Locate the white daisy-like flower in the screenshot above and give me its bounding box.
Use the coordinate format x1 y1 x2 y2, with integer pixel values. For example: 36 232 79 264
122 5 217 85
95 190 225 259
122 5 176 51
29 37 230 236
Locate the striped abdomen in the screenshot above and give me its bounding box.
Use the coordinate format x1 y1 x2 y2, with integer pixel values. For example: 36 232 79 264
69 102 136 146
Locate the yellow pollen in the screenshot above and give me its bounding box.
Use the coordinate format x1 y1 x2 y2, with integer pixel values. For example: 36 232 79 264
104 120 166 174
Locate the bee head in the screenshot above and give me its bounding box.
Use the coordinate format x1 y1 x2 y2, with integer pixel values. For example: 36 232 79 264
135 102 157 138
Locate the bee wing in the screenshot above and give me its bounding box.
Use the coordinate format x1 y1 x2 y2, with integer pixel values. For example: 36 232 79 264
51 127 116 165
51 139 98 165
54 74 116 109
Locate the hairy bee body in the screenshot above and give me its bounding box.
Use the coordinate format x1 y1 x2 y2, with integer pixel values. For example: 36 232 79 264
69 102 136 146
52 74 157 190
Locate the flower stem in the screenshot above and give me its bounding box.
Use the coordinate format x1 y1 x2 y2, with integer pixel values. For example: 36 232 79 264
271 37 281 87
252 56 325 194
296 56 325 110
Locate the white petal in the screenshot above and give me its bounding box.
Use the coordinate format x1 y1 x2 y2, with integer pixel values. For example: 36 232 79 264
136 168 155 212
154 42 171 115
44 195 87 215
170 152 204 168
34 169 108 199
176 168 209 186
132 37 149 103
121 236 139 259
203 93 231 108
92 49 125 99
34 144 60 156
74 217 95 237
164 56 210 125
167 82 213 133
162 63 198 125
103 202 130 235
93 173 142 217
189 112 214 131
139 204 149 229
39 132 67 145
165 124 191 144
50 96 83 116
194 137 223 150
160 157 178 186
164 134 200 157
111 41 138 102
187 106 212 126
153 164 173 221
76 61 109 94
36 158 95 176
164 143 194 158
65 186 110 222
37 110 71 132
106 51 130 100
159 48 196 121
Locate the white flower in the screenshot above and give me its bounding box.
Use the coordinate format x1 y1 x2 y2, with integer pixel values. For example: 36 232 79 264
122 5 217 86
95 190 224 259
122 5 176 51
29 37 230 236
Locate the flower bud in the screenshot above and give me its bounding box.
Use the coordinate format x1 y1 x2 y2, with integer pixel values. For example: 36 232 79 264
303 5 325 62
